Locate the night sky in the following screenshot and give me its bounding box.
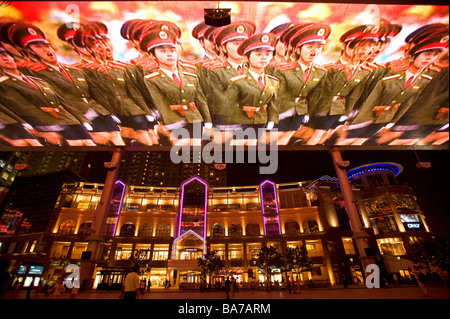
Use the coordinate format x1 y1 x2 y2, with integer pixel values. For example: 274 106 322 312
225 149 449 238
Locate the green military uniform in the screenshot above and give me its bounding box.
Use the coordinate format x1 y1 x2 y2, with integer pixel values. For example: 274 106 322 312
143 65 212 127
202 60 245 125
347 68 434 138
307 62 375 130
0 101 37 142
224 71 279 126
390 65 448 139
274 61 326 131
0 72 92 142
21 62 120 133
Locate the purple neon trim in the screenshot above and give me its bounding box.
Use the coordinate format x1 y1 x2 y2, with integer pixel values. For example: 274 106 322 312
111 180 126 236
259 180 281 235
177 176 208 239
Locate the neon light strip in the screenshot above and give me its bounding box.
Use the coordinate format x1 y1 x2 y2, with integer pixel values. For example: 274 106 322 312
174 176 208 258
259 180 281 235
111 180 126 236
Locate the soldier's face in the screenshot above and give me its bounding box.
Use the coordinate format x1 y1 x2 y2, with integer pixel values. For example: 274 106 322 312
353 40 375 62
299 42 324 65
0 51 17 70
413 50 441 69
225 40 244 62
248 49 273 69
29 42 58 64
275 40 286 57
154 46 178 68
203 38 217 57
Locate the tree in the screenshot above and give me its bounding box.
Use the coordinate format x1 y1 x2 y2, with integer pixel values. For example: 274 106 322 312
283 246 312 281
197 250 224 288
256 244 284 290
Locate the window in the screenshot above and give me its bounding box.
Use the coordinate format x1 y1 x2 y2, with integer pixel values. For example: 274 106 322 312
138 223 153 237
77 222 92 237
119 223 135 237
285 220 300 235
58 220 76 235
152 246 169 260
377 238 406 256
342 238 356 255
228 223 242 237
156 223 171 238
246 222 260 237
211 223 225 237
303 219 319 233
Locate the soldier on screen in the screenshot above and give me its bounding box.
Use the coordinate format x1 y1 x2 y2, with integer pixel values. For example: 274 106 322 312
201 21 255 127
343 26 448 146
0 101 42 146
268 22 294 65
11 23 126 146
304 25 381 145
219 33 279 136
64 22 160 146
139 28 212 144
0 43 95 146
273 23 330 145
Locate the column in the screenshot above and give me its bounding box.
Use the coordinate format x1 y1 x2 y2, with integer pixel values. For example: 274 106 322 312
79 148 124 288
329 147 376 273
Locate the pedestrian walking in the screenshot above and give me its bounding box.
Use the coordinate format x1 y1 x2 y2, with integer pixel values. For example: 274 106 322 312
224 276 231 299
414 270 429 297
233 277 239 294
286 275 292 294
51 278 66 299
121 265 140 300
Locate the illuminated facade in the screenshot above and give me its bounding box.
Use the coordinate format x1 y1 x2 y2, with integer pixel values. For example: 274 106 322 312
0 163 434 289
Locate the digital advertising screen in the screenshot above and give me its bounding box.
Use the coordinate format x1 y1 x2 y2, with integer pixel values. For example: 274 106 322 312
0 1 448 150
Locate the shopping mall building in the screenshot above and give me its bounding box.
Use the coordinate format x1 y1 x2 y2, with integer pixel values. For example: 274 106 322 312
0 162 433 289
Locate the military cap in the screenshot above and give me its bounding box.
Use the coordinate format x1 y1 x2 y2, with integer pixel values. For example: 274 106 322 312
11 23 48 48
0 42 7 53
269 22 294 39
290 23 331 47
281 23 313 46
204 26 220 42
214 21 256 46
382 23 402 42
409 32 449 56
130 20 155 42
237 33 276 56
405 23 447 44
57 23 79 42
87 21 108 38
0 21 19 45
141 21 182 41
192 22 210 40
120 19 144 40
72 28 96 48
339 25 380 43
139 29 178 52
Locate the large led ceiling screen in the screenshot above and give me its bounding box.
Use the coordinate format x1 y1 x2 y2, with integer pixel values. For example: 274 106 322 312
0 1 448 149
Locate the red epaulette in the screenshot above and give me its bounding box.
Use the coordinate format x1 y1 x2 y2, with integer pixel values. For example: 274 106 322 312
276 61 298 71
386 59 411 72
179 59 198 70
428 63 443 72
360 63 377 72
323 62 347 71
203 60 227 70
107 61 129 70
16 60 35 68
199 58 222 68
138 59 159 71
192 57 211 65
26 61 47 71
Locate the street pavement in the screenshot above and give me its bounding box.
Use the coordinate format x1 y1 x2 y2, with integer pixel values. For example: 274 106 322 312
3 285 449 300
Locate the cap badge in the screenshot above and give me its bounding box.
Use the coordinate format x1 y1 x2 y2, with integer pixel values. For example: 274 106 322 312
159 31 168 39
440 35 449 43
237 25 245 34
317 28 325 36
28 28 37 36
261 34 269 42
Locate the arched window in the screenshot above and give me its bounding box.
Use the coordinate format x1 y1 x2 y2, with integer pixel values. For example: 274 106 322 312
156 223 171 238
285 220 300 235
138 223 153 237
211 223 225 237
58 219 76 235
120 223 135 237
77 222 92 237
246 222 260 237
228 223 242 237
303 218 319 234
